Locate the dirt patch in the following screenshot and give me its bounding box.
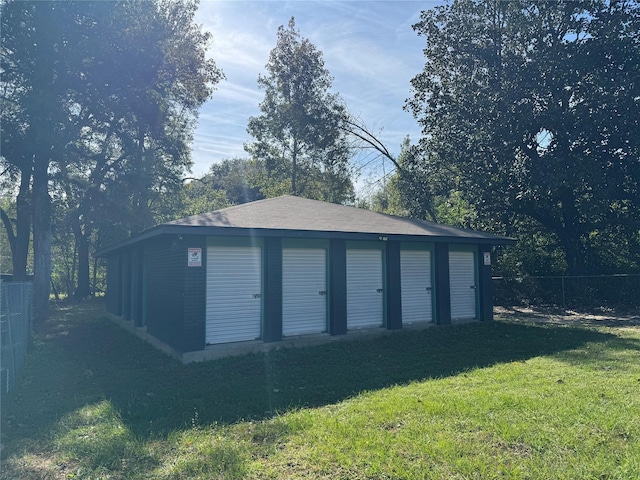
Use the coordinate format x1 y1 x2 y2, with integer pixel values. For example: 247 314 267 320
494 305 640 328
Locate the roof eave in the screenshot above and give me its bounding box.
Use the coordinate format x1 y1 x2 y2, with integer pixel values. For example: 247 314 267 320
96 224 516 257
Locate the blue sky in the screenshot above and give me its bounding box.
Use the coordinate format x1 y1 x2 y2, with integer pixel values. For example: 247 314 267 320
192 1 443 190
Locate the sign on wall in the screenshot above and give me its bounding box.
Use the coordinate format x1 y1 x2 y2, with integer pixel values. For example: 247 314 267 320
483 252 491 266
188 247 202 267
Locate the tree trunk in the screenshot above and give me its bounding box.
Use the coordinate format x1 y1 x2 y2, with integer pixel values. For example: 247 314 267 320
558 187 585 276
557 227 585 277
0 207 16 259
291 138 298 195
12 171 32 281
73 217 92 298
51 277 60 301
30 2 55 322
92 254 99 297
32 163 52 323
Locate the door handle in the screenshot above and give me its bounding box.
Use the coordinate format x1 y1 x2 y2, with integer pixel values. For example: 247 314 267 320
318 291 327 296
253 293 261 298
426 287 432 291
470 285 476 289
376 288 383 293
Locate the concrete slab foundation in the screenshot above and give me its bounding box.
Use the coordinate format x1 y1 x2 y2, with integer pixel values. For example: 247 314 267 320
105 311 477 364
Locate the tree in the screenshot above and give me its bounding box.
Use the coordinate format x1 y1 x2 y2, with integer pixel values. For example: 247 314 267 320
358 136 448 222
1 1 73 318
204 158 264 205
1 0 222 313
246 17 354 204
156 178 230 222
407 0 640 275
158 158 264 222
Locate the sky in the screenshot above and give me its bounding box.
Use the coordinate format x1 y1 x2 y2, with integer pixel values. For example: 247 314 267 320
191 0 443 190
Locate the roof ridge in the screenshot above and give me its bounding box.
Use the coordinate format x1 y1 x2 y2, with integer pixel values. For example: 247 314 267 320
166 195 295 224
215 195 290 213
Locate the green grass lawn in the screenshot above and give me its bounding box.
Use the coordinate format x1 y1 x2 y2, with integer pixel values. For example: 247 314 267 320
2 300 639 479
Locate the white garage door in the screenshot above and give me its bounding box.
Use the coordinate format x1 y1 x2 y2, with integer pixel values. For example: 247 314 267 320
400 249 433 324
449 250 477 320
206 246 262 344
282 248 327 336
347 249 384 329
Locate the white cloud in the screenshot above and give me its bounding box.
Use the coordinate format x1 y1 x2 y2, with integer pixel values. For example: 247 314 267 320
191 0 440 180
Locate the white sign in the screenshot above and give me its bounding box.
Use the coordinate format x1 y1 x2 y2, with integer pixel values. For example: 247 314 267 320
483 252 491 266
188 248 202 267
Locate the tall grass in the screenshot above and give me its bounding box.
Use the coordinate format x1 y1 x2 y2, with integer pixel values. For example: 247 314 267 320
2 300 639 479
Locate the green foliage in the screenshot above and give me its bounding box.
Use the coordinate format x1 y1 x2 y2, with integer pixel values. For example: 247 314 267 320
246 18 354 204
365 137 480 226
407 0 640 275
0 0 223 297
206 158 265 205
433 191 478 229
495 224 567 277
368 176 405 216
153 157 269 221
48 0 223 232
171 182 230 220
364 137 439 220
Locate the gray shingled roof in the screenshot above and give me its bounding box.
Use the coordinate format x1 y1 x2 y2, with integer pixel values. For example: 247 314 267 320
97 196 514 256
166 195 512 242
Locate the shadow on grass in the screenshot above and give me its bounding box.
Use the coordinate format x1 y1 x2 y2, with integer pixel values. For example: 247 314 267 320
4 299 632 446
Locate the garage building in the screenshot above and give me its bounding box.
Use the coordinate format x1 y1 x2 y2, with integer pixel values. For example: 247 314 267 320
99 196 514 361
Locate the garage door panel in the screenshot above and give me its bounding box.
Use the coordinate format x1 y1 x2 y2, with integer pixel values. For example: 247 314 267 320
449 250 477 320
206 246 262 344
347 249 384 329
401 250 433 324
283 248 327 336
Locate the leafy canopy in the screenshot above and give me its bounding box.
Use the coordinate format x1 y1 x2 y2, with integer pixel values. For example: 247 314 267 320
246 17 353 204
407 0 640 275
0 0 223 299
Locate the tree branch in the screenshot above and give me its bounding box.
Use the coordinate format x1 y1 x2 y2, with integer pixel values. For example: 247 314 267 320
340 117 403 172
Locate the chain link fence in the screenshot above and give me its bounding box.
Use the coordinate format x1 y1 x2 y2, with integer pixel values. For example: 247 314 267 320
1 280 32 413
493 274 640 309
